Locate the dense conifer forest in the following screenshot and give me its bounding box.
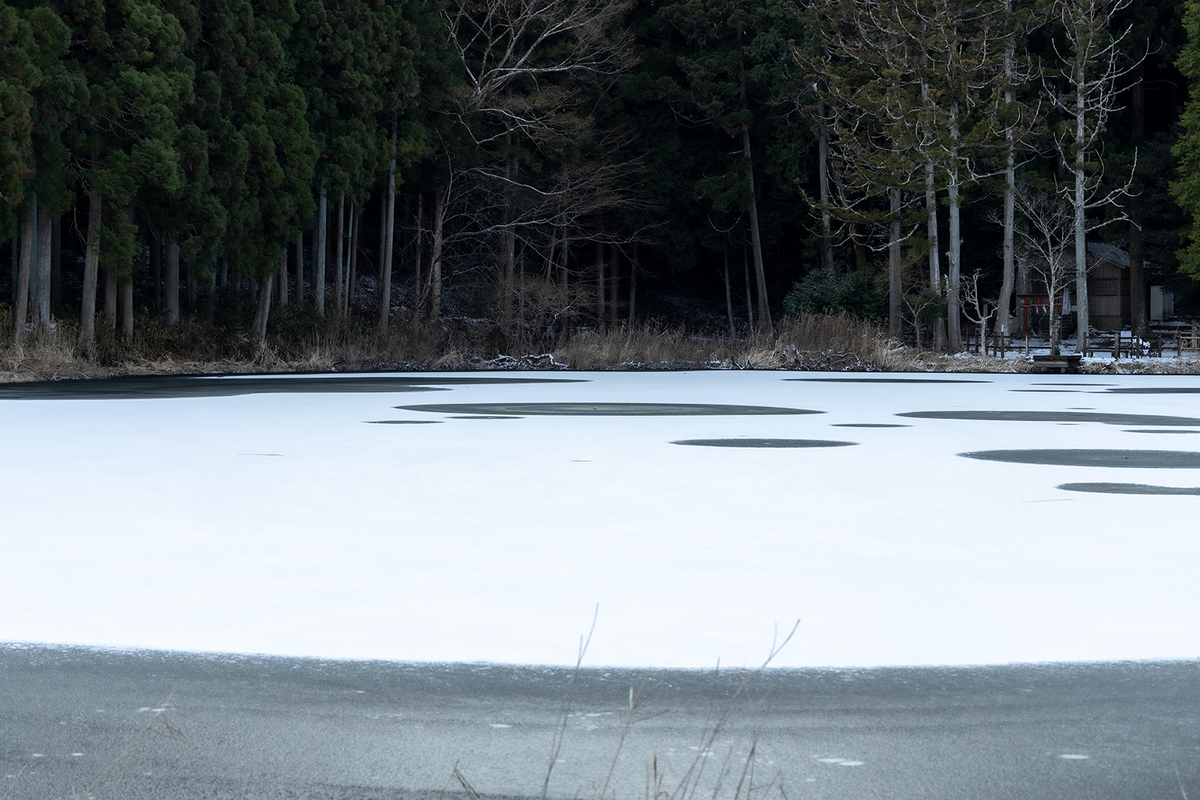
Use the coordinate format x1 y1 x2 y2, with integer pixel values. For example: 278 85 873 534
1 0 1197 368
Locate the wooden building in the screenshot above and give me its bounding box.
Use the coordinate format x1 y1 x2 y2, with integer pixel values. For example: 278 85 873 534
1078 242 1172 330
1012 242 1173 335
1085 242 1130 331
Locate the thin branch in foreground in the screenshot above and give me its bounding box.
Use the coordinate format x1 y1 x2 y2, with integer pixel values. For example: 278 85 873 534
542 603 600 800
76 686 185 800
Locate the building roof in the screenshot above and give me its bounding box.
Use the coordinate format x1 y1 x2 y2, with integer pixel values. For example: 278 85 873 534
1087 241 1130 268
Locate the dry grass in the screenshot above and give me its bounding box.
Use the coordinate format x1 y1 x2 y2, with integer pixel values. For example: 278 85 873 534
551 313 1003 373
4 305 1200 383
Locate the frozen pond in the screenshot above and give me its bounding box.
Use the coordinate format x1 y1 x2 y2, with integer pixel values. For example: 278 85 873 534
2 370 1198 669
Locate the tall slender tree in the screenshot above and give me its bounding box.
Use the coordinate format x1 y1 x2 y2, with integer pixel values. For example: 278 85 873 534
71 0 191 347
656 0 798 335
1171 0 1200 282
1051 0 1139 352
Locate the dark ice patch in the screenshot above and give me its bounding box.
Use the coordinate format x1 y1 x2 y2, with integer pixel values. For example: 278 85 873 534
898 410 1200 427
449 415 522 419
1058 483 1200 496
365 420 443 425
399 402 821 416
671 438 857 448
1122 429 1200 435
832 423 911 428
960 449 1200 468
1103 387 1200 394
791 377 988 384
0 375 587 400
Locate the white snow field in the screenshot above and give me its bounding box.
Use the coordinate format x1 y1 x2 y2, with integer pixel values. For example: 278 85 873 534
2 370 1198 669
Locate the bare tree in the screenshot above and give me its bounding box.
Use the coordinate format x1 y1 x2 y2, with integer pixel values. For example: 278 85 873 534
808 0 1042 352
961 269 997 353
1012 182 1075 355
1050 0 1139 353
991 0 1047 351
432 0 637 325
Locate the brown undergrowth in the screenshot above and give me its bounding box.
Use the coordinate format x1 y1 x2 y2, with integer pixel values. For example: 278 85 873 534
2 305 1200 383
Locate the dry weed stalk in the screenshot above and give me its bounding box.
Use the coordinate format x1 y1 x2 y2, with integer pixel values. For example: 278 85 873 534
448 617 797 800
542 605 599 800
661 623 798 800
73 687 185 800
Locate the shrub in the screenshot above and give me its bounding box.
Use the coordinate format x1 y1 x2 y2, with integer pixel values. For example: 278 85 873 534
782 270 887 320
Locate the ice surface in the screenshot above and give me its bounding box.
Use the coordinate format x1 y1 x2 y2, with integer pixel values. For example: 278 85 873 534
2 370 1198 669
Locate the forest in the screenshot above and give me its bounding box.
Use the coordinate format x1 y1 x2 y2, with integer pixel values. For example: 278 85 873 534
1 0 1199 367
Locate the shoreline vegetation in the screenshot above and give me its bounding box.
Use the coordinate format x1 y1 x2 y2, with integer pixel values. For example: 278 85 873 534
2 307 1198 385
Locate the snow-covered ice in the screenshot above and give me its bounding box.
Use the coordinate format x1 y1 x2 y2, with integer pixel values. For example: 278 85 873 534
1 370 1198 669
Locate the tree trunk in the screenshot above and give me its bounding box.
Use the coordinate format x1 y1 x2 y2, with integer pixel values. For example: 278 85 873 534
166 236 180 325
925 161 946 349
334 194 345 315
315 176 327 315
629 245 638 324
853 226 868 272
80 185 102 350
817 97 834 275
120 202 136 339
947 177 963 352
252 273 273 343
379 136 396 331
557 234 571 336
9 230 17 307
544 221 558 280
150 233 162 312
743 244 754 330
278 249 288 307
996 140 1017 348
995 6 1017 348
1074 90 1089 352
27 203 40 323
430 183 447 320
412 193 423 315
925 163 940 289
1048 261 1062 356
120 277 133 341
346 205 359 314
187 254 196 309
14 204 33 344
501 147 516 327
742 124 771 334
206 269 217 325
724 245 735 337
889 187 902 338
1129 60 1146 335
294 233 304 304
104 265 118 332
946 105 963 353
594 239 605 330
609 246 619 327
35 202 52 330
50 217 61 314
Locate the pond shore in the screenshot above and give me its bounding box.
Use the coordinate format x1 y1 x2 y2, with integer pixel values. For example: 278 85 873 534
3 645 1197 800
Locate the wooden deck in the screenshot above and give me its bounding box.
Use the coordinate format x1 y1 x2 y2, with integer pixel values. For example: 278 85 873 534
1030 354 1083 374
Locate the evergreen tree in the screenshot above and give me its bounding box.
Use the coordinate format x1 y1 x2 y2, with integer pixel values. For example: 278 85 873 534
1172 0 1200 282
1 3 74 340
650 0 799 334
70 0 191 346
